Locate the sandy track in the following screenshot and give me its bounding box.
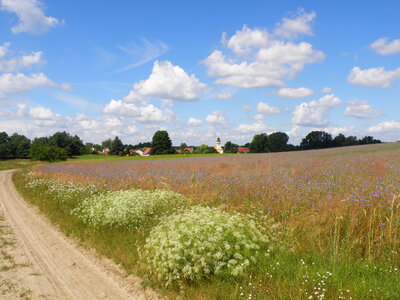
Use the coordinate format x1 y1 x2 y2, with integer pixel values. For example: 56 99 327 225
0 169 157 299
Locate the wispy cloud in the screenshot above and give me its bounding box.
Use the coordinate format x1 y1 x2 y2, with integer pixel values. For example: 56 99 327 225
112 38 169 73
52 92 101 111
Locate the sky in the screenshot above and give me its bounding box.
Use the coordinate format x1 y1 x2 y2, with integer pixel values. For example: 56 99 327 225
0 0 399 146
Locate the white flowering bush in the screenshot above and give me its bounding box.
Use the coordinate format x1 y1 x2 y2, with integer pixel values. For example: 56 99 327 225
141 206 281 284
74 189 189 228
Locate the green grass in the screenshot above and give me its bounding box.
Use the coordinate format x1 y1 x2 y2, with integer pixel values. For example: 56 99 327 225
12 170 400 299
314 142 400 158
0 159 39 171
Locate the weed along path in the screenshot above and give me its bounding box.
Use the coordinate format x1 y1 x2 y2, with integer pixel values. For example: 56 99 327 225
0 169 156 300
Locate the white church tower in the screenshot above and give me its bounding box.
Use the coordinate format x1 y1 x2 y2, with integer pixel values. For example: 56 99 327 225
215 137 224 154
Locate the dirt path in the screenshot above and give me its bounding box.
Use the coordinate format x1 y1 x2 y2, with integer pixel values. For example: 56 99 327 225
0 169 158 300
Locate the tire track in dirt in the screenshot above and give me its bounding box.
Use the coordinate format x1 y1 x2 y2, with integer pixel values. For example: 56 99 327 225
0 169 158 299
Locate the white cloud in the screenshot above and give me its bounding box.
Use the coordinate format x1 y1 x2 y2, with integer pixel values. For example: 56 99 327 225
225 25 271 56
256 102 282 114
370 38 400 55
206 111 226 125
292 94 341 126
187 117 202 126
235 122 274 133
103 99 176 123
0 0 61 35
216 92 234 99
29 106 54 119
252 114 264 120
123 60 208 102
0 72 69 98
0 42 44 72
321 87 332 93
274 9 316 39
203 19 324 88
368 121 400 133
113 38 169 73
345 100 382 119
277 87 313 98
347 66 400 88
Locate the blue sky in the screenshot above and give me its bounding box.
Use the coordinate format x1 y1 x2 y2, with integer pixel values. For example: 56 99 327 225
0 0 399 145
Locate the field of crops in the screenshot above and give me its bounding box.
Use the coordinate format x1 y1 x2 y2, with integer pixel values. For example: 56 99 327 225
14 143 400 299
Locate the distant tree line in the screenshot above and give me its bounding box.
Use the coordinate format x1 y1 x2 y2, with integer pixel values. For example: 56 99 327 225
0 129 383 161
0 131 84 161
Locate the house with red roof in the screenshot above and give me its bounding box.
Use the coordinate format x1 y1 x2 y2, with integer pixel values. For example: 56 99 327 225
237 147 250 153
142 147 151 156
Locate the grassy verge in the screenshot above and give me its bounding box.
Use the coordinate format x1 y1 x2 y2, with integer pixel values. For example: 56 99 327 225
12 170 400 299
0 159 39 171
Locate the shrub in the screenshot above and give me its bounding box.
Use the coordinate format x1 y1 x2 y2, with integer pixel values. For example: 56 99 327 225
140 206 281 284
73 189 189 228
30 144 67 162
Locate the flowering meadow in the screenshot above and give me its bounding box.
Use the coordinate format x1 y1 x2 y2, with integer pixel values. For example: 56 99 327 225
13 143 400 299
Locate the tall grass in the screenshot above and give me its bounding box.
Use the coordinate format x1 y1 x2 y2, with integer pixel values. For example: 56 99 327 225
13 143 400 299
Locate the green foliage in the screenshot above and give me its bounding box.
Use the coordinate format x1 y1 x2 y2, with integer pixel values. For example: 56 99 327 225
110 136 124 155
151 130 174 155
8 133 31 158
0 132 10 159
141 206 280 284
300 131 333 150
268 132 289 152
49 131 84 156
74 189 189 228
194 144 209 154
250 133 270 153
29 145 67 162
224 141 239 153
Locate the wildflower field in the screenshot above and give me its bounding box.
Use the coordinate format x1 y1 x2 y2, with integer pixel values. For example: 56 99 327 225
13 143 400 299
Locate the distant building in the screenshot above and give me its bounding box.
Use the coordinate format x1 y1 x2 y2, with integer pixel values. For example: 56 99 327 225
237 147 250 153
214 137 224 154
176 147 194 154
142 147 151 156
99 147 110 155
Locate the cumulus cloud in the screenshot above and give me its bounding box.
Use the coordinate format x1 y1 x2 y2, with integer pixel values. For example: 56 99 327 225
370 38 400 55
345 100 382 119
256 102 282 114
103 99 176 123
292 94 341 126
235 122 274 133
0 0 61 35
277 87 313 98
347 66 400 88
0 42 44 72
123 60 208 102
274 9 316 39
0 72 70 98
187 117 202 126
368 121 400 133
203 16 324 88
206 111 226 125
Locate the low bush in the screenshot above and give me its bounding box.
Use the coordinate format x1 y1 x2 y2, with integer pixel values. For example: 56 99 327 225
73 189 189 228
141 206 281 285
30 145 67 162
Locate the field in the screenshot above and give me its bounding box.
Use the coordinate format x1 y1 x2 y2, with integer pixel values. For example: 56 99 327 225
13 143 400 299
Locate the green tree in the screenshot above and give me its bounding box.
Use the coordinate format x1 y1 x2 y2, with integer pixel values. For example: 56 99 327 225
101 138 113 150
300 131 333 150
151 131 174 155
343 136 359 147
32 136 49 147
8 133 31 158
49 131 84 157
110 136 124 155
333 133 346 147
30 145 67 162
250 133 270 153
359 136 381 145
180 143 188 151
194 144 209 154
0 132 10 159
268 132 289 152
